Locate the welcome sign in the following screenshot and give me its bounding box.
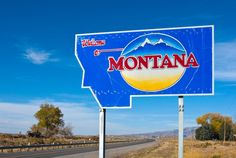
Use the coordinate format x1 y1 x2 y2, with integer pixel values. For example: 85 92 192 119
75 26 214 108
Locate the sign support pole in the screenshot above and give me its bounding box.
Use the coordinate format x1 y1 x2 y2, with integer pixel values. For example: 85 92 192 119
99 108 106 158
178 96 184 158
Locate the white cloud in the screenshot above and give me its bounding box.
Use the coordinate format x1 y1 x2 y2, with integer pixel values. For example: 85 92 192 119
0 100 198 135
0 102 39 134
0 101 99 135
215 40 236 81
24 48 59 64
215 71 236 81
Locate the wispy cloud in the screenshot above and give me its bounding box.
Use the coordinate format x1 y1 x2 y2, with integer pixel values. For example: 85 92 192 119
215 40 236 81
24 48 59 64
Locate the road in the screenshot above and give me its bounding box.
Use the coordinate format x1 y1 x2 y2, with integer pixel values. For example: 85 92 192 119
56 140 156 158
0 139 155 158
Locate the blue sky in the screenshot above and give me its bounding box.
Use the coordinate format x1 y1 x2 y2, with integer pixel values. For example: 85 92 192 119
0 0 236 135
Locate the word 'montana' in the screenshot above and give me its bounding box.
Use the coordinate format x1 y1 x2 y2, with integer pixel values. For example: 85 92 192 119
108 53 199 71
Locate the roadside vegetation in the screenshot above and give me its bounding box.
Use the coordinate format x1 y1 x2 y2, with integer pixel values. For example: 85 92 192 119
28 103 72 138
116 113 236 158
0 133 98 146
116 138 236 158
0 103 99 147
196 113 236 141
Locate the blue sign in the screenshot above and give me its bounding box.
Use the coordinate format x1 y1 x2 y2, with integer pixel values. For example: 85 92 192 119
75 26 214 109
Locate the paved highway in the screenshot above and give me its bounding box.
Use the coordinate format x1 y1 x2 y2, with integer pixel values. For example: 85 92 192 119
0 139 154 158
56 140 156 158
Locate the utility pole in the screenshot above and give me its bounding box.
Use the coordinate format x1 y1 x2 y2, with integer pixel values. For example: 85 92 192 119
223 117 226 144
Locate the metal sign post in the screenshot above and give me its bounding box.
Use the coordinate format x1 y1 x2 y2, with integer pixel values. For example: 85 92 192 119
178 96 184 158
99 108 106 158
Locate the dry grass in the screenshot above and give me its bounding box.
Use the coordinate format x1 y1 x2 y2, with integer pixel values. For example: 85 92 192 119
0 134 138 147
0 133 141 153
0 134 99 146
116 138 236 158
184 139 236 158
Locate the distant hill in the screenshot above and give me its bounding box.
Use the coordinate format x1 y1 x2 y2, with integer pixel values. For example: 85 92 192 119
126 127 197 138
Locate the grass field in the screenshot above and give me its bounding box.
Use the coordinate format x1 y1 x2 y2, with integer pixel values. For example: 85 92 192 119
115 138 236 158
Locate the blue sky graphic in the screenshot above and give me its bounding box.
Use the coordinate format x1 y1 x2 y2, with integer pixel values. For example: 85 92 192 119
0 0 236 135
124 38 185 57
123 34 185 56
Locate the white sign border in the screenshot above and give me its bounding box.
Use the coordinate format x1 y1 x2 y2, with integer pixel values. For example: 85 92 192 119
75 25 214 109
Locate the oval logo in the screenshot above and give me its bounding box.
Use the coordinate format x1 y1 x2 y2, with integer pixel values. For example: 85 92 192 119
120 33 187 92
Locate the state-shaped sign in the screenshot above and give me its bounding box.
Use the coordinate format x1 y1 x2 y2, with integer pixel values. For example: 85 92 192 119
75 26 214 109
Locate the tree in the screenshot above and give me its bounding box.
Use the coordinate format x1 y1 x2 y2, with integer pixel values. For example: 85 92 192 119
196 113 235 141
195 125 213 140
219 117 234 141
33 103 64 137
